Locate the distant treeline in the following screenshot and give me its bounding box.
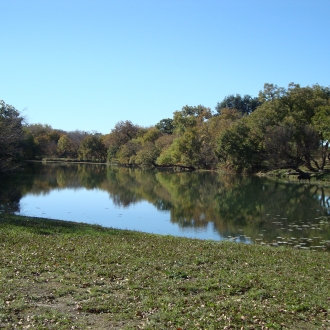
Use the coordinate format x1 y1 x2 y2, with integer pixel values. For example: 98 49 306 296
1 82 330 174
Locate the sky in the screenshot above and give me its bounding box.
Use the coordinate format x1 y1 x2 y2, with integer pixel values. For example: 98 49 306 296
1 0 330 134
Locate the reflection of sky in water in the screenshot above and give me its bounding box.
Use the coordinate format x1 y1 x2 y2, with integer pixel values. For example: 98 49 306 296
317 193 330 213
17 188 229 241
5 162 329 249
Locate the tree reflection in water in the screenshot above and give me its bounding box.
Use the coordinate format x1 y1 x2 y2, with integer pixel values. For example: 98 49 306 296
1 163 330 246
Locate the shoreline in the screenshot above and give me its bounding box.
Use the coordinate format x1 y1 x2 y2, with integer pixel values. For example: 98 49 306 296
27 159 330 184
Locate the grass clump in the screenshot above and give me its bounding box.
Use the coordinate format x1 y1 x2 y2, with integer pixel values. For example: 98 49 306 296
1 213 330 329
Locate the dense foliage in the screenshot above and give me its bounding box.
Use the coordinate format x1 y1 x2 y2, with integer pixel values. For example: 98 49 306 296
0 101 26 173
1 82 330 173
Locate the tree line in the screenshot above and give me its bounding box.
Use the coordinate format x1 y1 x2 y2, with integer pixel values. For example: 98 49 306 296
1 82 330 174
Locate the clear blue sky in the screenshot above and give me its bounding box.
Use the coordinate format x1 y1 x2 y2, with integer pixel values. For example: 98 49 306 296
1 0 329 134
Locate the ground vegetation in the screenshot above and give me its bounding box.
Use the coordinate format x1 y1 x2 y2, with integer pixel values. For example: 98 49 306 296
0 214 329 329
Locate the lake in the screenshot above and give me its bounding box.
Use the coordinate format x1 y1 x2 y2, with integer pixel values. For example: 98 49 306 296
1 162 330 249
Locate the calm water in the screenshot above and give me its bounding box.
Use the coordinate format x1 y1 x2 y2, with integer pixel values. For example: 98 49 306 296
1 162 330 249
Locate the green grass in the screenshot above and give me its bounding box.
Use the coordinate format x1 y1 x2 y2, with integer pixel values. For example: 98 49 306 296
1 214 330 329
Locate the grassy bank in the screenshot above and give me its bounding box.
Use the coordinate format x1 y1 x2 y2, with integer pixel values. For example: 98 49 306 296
1 214 330 329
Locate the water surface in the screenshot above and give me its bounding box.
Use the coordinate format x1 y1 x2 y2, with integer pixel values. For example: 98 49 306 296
1 163 330 249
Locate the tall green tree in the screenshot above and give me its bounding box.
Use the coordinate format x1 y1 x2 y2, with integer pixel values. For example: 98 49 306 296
135 142 160 166
157 128 202 168
252 83 330 171
216 94 261 115
57 134 78 158
173 105 212 134
183 108 243 169
26 124 63 157
104 121 141 162
0 100 25 173
155 118 174 135
264 124 320 169
117 140 142 164
78 134 106 161
216 118 262 172
312 105 330 169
